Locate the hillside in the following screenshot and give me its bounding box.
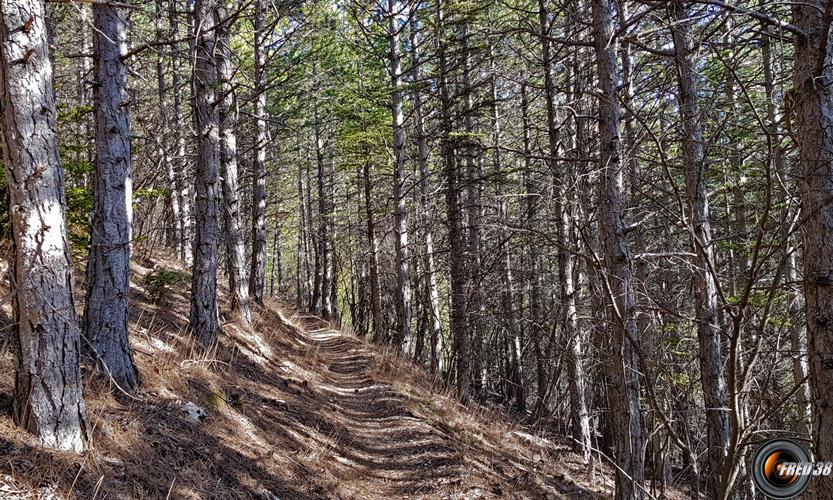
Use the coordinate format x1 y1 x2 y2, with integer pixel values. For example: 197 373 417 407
1 254 618 499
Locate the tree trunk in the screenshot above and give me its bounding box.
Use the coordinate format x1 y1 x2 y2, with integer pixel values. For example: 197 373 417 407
327 155 338 322
270 213 282 297
363 160 384 343
296 154 306 309
84 2 140 392
170 0 193 265
592 0 644 497
459 21 484 394
189 0 222 346
538 0 563 418
521 80 538 414
559 9 592 461
306 154 319 311
249 0 268 306
0 0 89 451
437 0 467 395
216 7 251 325
490 47 525 415
411 11 443 373
156 0 180 250
669 4 730 496
794 1 833 496
388 0 412 351
315 106 331 319
759 16 812 440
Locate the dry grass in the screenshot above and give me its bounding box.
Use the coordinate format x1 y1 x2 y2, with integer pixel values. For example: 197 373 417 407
0 251 681 499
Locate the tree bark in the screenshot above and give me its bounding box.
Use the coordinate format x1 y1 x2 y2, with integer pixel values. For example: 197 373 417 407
170 0 193 265
84 2 140 393
388 0 412 351
363 160 384 343
249 0 268 306
269 212 282 297
296 153 306 309
521 80 538 414
314 105 331 319
437 0 467 395
490 46 525 415
189 0 222 346
561 10 592 462
216 6 251 325
156 0 181 250
669 4 730 497
459 20 484 394
760 14 812 440
411 11 443 373
794 0 833 496
0 0 89 451
592 0 644 497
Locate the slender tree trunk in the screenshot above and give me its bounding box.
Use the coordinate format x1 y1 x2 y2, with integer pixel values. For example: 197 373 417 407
315 106 331 319
327 156 338 322
270 214 282 297
0 0 89 451
559 13 592 461
296 155 306 309
761 17 812 439
459 21 484 394
617 1 668 489
669 4 730 497
411 12 443 373
592 0 644 497
363 160 383 343
249 0 268 306
189 0 222 346
437 0 467 395
170 0 193 265
76 6 92 173
307 155 319 311
156 0 180 250
84 2 140 392
217 5 251 325
388 0 412 351
521 80 538 414
490 48 525 415
794 1 833 496
538 0 568 419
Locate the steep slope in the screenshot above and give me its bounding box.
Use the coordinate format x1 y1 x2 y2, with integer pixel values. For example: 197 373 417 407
0 254 617 499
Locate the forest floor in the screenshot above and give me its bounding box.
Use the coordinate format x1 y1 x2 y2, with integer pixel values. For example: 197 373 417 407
0 251 679 499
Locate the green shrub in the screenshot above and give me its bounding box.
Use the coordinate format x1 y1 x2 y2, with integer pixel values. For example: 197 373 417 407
144 267 189 304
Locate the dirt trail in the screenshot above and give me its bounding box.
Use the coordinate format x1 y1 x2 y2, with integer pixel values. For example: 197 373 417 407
273 312 602 499
296 316 463 496
0 265 611 499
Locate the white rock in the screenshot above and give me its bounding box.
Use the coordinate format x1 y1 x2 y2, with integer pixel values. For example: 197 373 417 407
182 401 207 422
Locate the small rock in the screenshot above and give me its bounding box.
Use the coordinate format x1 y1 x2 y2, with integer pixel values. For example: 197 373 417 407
182 401 207 422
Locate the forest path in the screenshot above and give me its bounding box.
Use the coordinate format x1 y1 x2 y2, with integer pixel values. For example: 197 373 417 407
270 311 601 499
295 314 463 496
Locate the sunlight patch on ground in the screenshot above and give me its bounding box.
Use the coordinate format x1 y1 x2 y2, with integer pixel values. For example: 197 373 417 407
220 407 270 452
317 382 388 396
279 358 319 382
225 324 274 364
147 336 176 353
310 330 341 340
